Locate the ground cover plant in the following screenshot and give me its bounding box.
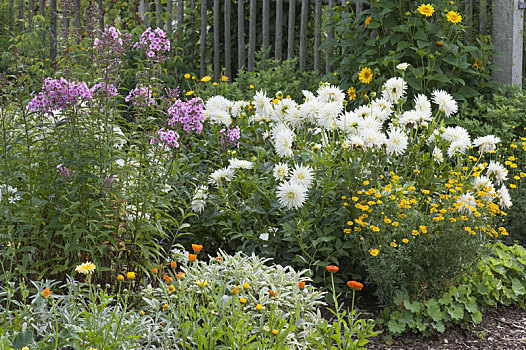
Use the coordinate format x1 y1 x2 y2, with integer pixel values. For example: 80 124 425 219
0 249 378 349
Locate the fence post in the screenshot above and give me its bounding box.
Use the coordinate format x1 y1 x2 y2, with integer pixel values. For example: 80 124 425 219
492 0 524 87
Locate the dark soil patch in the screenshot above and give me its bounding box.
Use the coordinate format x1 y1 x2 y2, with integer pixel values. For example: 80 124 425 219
365 306 526 350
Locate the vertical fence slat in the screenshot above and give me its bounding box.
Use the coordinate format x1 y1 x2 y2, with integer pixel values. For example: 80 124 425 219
189 0 195 69
263 0 270 59
326 0 333 74
356 0 363 14
299 0 308 70
213 0 220 80
40 0 45 44
98 0 104 29
18 0 24 32
9 0 14 33
479 0 488 35
50 0 57 63
248 0 256 71
139 0 146 21
287 0 295 59
177 0 183 35
28 0 34 32
224 0 232 79
200 0 207 77
238 0 245 70
314 0 321 70
465 0 473 40
275 0 283 60
156 0 162 28
167 0 172 35
74 0 81 35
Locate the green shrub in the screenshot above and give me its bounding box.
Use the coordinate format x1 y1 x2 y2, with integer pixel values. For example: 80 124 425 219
321 1 497 104
383 242 526 335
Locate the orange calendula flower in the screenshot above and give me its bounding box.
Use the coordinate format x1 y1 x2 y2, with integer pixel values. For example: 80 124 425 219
221 75 229 82
269 289 277 297
188 253 197 262
170 261 177 269
446 11 462 24
42 288 52 298
364 17 372 28
232 286 241 294
192 244 203 253
298 281 306 289
163 275 172 283
240 297 247 304
152 268 158 274
436 40 443 46
117 274 124 281
358 67 373 84
162 303 169 310
347 281 364 290
184 73 191 79
176 271 186 279
126 272 136 279
326 265 339 273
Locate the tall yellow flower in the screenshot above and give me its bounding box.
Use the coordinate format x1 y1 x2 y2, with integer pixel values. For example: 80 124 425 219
369 248 380 256
201 76 211 82
364 17 372 28
347 86 357 101
417 4 434 17
446 11 462 24
358 67 373 84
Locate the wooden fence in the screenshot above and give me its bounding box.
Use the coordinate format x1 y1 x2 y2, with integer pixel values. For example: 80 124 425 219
5 0 525 86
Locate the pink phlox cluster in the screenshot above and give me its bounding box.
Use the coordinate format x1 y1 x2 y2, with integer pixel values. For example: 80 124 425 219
134 27 171 61
220 126 241 148
151 128 179 148
57 163 74 180
94 26 124 48
90 82 118 98
167 97 205 134
125 84 155 107
28 78 93 114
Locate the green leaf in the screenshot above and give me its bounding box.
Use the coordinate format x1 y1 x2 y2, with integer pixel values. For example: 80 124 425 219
447 304 464 320
403 299 422 313
12 331 33 348
511 278 526 296
426 298 443 322
471 311 483 324
388 319 406 334
432 321 445 333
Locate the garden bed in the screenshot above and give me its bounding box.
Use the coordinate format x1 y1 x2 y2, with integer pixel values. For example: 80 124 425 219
367 306 526 349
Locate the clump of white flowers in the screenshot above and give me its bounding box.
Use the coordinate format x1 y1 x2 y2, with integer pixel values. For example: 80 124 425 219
198 75 512 213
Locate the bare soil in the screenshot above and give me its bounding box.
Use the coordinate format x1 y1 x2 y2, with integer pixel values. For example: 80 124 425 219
366 306 526 350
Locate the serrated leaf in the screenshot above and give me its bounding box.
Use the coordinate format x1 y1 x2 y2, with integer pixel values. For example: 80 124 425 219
388 319 406 334
447 304 464 320
403 299 422 313
511 278 526 296
426 298 443 322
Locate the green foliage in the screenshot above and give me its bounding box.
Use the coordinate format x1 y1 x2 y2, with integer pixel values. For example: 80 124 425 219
321 1 497 104
449 85 526 143
383 242 526 336
0 251 379 349
182 57 321 103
